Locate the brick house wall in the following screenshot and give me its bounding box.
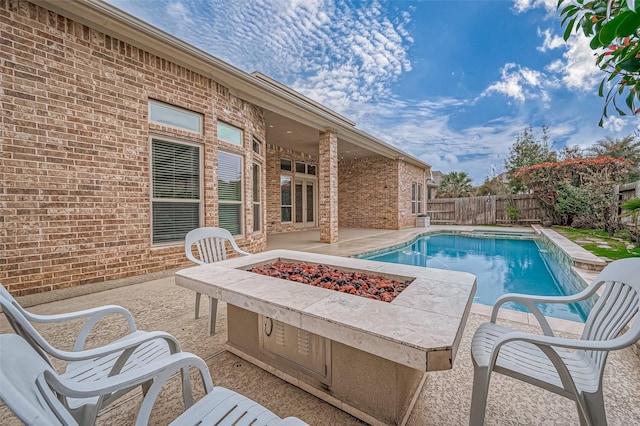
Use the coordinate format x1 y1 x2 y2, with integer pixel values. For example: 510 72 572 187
338 158 428 229
338 157 399 229
265 144 318 234
398 160 428 228
1 1 266 296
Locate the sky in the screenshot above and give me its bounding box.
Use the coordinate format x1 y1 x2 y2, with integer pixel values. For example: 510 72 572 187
107 0 640 184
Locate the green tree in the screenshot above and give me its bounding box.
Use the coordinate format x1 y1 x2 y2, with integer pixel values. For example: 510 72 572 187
504 125 557 193
587 135 640 181
475 176 510 196
558 144 584 161
558 0 640 124
437 171 473 198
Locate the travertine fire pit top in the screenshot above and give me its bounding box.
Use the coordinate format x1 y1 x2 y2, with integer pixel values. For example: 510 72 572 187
175 249 476 372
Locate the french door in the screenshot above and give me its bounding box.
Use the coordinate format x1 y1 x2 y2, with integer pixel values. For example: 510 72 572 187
294 178 316 228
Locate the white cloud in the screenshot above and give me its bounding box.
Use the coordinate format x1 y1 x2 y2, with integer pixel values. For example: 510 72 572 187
166 2 193 24
602 116 626 132
513 0 557 13
545 33 601 92
481 63 547 103
537 28 565 52
137 0 413 113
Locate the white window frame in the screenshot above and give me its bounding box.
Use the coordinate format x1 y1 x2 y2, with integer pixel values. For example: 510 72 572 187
217 121 243 146
281 175 293 222
252 138 262 155
417 183 423 214
149 100 202 133
252 162 261 232
150 137 202 245
280 159 292 171
218 151 244 236
411 182 417 214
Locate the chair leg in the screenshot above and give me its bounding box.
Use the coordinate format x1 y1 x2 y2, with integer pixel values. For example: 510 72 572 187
180 367 195 409
195 292 201 319
208 296 218 336
469 365 492 426
577 391 607 426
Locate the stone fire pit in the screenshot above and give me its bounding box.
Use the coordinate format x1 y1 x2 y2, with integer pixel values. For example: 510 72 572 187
176 249 476 426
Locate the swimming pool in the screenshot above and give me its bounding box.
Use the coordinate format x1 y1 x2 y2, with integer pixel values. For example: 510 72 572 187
362 233 590 322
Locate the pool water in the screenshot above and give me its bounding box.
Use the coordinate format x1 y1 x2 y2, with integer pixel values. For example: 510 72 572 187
363 234 588 322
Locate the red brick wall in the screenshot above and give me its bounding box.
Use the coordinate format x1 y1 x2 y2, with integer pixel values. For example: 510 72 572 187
338 157 399 229
1 1 266 296
398 160 429 228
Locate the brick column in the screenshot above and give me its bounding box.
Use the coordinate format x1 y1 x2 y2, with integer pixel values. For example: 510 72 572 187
319 129 339 243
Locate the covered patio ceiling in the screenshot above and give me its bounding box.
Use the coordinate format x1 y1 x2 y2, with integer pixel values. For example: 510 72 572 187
264 110 378 160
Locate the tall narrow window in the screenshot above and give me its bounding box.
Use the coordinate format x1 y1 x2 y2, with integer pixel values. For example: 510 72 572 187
151 139 200 244
411 182 417 214
417 183 423 214
281 176 292 222
218 152 243 235
253 163 261 232
217 122 243 146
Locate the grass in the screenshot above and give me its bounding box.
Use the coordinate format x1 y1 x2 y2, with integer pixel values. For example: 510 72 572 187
554 226 640 260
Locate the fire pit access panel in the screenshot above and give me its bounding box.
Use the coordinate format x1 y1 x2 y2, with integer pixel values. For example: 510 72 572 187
259 315 331 385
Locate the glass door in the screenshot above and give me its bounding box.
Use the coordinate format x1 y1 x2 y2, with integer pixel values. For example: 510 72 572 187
295 178 316 228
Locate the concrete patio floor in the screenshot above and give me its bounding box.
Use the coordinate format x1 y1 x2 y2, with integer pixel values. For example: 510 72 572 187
2 226 639 425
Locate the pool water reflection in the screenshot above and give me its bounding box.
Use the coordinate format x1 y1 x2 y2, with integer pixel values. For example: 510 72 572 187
363 234 587 322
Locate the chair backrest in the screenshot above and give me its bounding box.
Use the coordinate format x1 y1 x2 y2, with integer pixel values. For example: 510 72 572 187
0 334 78 426
581 258 640 374
184 227 248 265
0 283 58 366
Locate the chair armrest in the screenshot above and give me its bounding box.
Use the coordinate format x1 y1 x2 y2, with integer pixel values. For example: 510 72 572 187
46 331 181 363
23 304 135 325
23 305 138 350
490 283 601 335
492 329 638 358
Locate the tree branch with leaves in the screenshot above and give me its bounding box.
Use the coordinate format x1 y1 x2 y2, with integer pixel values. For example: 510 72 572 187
558 0 640 125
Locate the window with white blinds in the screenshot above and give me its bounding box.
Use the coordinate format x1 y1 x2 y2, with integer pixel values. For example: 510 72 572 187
218 151 243 235
151 139 200 244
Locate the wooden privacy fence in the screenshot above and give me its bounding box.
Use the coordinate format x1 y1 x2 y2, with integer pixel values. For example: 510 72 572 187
618 181 640 203
618 181 640 231
426 194 542 225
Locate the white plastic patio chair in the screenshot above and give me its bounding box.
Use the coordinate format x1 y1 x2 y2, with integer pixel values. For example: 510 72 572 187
185 227 249 335
0 283 192 425
0 334 308 426
469 257 640 426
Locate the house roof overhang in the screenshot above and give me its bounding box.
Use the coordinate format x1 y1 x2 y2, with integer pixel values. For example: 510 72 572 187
31 0 431 170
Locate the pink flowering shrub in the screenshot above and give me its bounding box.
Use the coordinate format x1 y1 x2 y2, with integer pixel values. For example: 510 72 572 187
515 157 631 228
